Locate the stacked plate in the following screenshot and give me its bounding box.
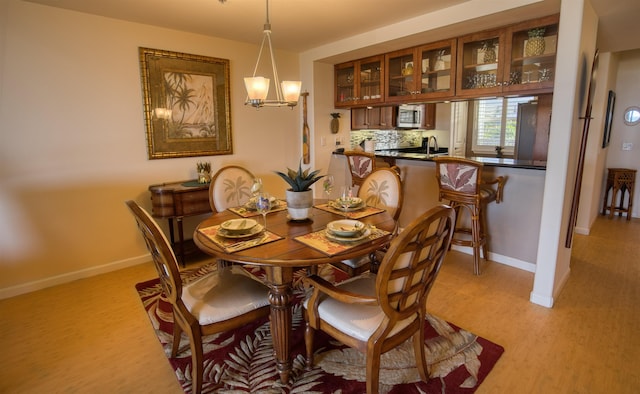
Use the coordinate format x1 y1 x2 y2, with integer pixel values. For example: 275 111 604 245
329 197 365 212
218 218 263 238
325 219 370 242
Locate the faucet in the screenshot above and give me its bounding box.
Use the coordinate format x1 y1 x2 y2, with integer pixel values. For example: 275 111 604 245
428 136 439 153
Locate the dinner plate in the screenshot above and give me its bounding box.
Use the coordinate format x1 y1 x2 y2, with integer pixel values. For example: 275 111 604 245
326 219 366 237
325 227 371 243
329 199 365 212
220 218 258 233
218 223 264 239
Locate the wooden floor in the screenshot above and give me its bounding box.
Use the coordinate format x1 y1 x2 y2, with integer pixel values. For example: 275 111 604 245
1 215 638 393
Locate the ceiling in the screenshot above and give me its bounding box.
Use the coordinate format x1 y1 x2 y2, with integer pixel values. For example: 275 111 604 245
24 0 640 59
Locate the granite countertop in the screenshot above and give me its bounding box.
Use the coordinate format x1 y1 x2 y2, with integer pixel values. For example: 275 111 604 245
335 149 547 170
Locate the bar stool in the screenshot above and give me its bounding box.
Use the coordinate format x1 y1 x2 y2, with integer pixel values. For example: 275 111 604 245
601 168 636 220
344 150 376 190
434 157 506 275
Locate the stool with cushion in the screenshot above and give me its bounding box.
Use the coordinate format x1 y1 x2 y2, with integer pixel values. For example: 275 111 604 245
303 205 456 394
433 157 505 275
344 151 376 190
126 200 270 394
331 166 404 276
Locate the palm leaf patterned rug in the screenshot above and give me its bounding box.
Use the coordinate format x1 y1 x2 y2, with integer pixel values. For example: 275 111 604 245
135 263 504 393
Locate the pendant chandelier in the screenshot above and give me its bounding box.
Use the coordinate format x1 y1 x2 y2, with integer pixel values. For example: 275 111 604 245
243 0 302 108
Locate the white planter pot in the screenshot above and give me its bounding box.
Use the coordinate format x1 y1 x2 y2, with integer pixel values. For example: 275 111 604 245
285 189 313 220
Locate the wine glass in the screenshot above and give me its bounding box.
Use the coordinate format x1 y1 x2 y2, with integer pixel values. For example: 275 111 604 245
339 186 353 218
323 175 335 199
255 192 272 230
251 178 263 197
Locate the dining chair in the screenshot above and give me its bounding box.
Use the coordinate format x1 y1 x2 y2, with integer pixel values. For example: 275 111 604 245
433 156 505 275
209 165 256 212
344 150 376 190
125 200 270 394
331 166 404 276
303 205 456 394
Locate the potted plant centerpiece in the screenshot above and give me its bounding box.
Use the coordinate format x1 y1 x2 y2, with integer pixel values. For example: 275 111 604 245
275 161 324 220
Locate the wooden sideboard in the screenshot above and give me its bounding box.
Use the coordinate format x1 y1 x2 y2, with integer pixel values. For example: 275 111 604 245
148 180 212 265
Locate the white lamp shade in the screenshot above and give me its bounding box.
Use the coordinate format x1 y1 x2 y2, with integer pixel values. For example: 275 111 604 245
281 81 302 102
244 76 270 100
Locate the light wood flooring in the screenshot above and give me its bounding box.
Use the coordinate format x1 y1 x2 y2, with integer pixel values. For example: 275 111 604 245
1 215 638 393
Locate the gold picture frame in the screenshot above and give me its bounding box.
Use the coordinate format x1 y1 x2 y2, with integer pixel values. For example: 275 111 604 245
139 47 233 159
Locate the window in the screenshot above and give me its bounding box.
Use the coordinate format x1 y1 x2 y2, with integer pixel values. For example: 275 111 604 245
471 96 535 155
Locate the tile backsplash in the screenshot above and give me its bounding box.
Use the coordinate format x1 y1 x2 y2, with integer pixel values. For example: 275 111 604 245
350 129 424 150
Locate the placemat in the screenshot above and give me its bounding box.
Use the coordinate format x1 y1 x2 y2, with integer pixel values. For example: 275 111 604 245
228 200 288 218
294 226 391 256
314 202 386 219
198 225 282 253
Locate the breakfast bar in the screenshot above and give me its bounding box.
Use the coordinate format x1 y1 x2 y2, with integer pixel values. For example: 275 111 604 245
329 151 546 272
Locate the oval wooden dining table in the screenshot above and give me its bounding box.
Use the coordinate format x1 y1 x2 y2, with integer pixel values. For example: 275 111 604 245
193 200 396 385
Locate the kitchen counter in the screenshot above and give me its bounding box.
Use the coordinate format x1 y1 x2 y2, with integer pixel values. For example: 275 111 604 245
329 150 545 271
372 149 547 170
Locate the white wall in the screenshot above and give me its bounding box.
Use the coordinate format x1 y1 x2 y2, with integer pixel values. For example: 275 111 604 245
575 51 619 234
605 50 640 214
531 0 598 308
0 1 301 296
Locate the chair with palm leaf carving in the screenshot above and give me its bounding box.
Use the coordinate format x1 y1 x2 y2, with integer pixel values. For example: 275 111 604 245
331 166 404 276
209 165 256 212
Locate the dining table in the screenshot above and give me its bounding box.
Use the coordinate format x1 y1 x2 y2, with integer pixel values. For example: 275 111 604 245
193 199 397 385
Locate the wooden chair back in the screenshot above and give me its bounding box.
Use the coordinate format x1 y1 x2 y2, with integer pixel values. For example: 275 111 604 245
358 166 404 221
209 165 256 212
304 205 456 393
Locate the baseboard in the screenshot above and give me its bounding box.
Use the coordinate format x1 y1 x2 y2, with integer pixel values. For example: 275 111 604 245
529 291 554 308
574 226 590 235
0 254 150 300
451 245 536 272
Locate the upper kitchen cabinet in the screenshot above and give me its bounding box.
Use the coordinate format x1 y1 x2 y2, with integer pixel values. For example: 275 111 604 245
502 14 559 95
351 106 396 130
335 55 384 108
455 29 505 99
385 39 457 103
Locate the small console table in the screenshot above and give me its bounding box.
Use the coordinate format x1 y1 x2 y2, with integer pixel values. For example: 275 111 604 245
601 168 636 220
148 180 212 265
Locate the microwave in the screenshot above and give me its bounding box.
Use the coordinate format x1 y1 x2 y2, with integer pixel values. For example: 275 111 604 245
396 104 423 128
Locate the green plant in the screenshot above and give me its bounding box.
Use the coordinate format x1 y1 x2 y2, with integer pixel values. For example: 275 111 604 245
196 161 211 173
275 161 324 192
528 27 546 38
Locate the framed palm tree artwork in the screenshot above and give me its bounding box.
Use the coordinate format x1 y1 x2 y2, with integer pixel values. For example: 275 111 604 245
139 47 233 159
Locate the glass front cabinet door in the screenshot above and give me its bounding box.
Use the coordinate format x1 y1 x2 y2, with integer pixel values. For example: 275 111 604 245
502 14 559 95
415 39 457 101
335 56 384 108
456 29 505 99
385 39 456 102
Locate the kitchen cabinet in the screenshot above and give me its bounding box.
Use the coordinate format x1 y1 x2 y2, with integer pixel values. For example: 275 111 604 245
456 15 559 99
351 106 395 130
502 14 559 95
335 55 384 108
455 28 506 99
385 39 457 103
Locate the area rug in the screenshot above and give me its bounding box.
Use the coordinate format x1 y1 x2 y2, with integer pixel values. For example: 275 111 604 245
135 263 504 393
